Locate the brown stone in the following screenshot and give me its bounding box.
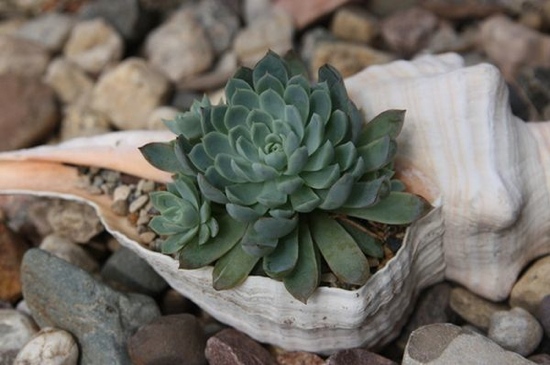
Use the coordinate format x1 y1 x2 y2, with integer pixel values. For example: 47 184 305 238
327 348 397 365
510 255 550 315
0 34 50 77
0 222 29 303
276 351 325 365
449 286 508 330
46 200 104 243
420 0 505 19
205 328 277 365
330 5 379 44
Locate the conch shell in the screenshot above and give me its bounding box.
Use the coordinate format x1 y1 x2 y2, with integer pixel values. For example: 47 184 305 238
0 53 548 353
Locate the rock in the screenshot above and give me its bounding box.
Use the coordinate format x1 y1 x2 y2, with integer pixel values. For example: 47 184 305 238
481 15 550 79
0 223 28 303
0 18 25 36
381 7 439 57
0 74 58 151
0 34 49 77
101 247 167 296
60 102 112 141
488 307 543 357
39 234 99 273
144 9 214 83
276 351 325 365
13 327 78 365
14 12 74 52
0 309 38 365
510 255 550 315
310 41 394 79
233 7 294 67
205 328 278 365
402 323 534 365
300 27 335 66
79 0 153 44
326 348 398 364
21 248 161 365
515 66 550 121
529 354 550 364
159 289 196 315
128 314 207 365
243 0 272 25
11 0 49 14
46 200 103 243
330 5 379 44
366 0 419 17
91 57 170 130
64 18 124 75
449 286 508 331
44 58 94 105
178 51 238 91
538 295 550 336
194 0 240 56
420 0 506 19
423 21 477 54
146 106 180 130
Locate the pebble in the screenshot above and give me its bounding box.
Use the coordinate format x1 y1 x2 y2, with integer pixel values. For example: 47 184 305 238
326 348 398 364
402 323 534 364
0 223 28 303
205 328 278 365
13 327 78 365
144 8 214 83
91 57 170 130
510 255 550 315
538 295 550 337
311 41 394 79
449 286 508 330
0 309 38 365
366 0 418 17
46 200 104 244
100 247 167 296
330 5 379 44
63 18 124 75
128 314 207 365
60 102 112 141
78 0 153 44
178 51 238 91
146 106 180 130
194 0 240 56
381 7 439 57
233 7 294 67
21 248 161 365
14 12 74 52
0 34 49 77
136 179 156 194
44 57 94 105
39 234 99 273
0 74 58 151
242 0 271 25
530 354 550 364
276 351 325 365
420 0 506 19
129 194 149 213
488 307 543 357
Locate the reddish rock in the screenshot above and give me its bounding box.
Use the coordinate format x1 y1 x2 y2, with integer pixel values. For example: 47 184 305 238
276 351 325 365
0 222 29 303
205 328 277 365
327 348 397 365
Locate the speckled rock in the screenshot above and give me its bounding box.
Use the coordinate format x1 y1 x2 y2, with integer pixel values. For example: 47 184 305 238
326 348 398 364
144 8 214 83
14 12 74 52
205 328 277 365
91 57 170 130
0 309 38 365
0 223 28 303
510 255 550 315
39 234 99 273
194 0 240 56
128 314 207 365
0 34 50 77
46 200 103 244
330 5 379 44
21 248 161 365
44 57 94 105
64 18 123 75
449 286 508 330
13 327 78 365
0 74 58 151
402 323 534 365
488 307 543 357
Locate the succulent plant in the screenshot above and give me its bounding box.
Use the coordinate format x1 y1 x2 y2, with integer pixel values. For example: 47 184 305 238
141 51 430 302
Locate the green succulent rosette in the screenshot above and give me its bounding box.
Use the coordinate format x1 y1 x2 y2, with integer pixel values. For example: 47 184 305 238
140 51 430 302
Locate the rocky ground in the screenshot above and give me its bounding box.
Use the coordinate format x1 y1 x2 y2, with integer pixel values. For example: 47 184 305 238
1 0 550 364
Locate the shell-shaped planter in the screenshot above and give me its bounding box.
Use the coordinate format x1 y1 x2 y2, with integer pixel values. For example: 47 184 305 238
0 53 548 353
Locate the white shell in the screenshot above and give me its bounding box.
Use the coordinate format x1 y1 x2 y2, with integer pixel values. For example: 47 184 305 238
0 53 548 352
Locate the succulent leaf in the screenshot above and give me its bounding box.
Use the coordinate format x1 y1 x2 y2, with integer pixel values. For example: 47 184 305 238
139 142 181 173
337 218 384 258
263 227 299 279
213 242 260 290
359 109 405 145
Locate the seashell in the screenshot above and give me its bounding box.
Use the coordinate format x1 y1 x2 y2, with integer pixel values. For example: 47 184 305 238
0 53 548 352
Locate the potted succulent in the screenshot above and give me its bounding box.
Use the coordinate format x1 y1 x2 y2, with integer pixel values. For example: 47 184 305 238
1 52 548 353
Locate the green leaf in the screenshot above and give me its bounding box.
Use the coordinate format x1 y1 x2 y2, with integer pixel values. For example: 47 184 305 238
301 164 340 190
391 179 406 192
283 222 320 303
357 136 396 172
232 66 253 86
318 173 354 210
254 215 298 240
224 105 250 130
149 191 180 213
343 177 389 209
174 136 197 176
303 141 334 172
179 215 246 269
318 64 348 112
161 229 199 254
241 224 278 257
276 175 304 194
339 191 431 225
226 183 263 205
260 89 286 119
283 50 308 78
197 173 228 204
284 85 309 124
263 226 299 279
309 89 332 124
286 146 308 175
213 241 260 290
310 212 370 285
255 73 285 96
211 105 229 134
139 142 181 173
203 132 234 159
304 113 324 155
358 109 405 146
189 144 213 172
284 105 305 140
172 176 200 209
256 181 287 208
225 77 253 102
333 141 357 171
326 110 348 145
231 88 260 110
290 186 321 213
252 50 289 89
337 218 384 258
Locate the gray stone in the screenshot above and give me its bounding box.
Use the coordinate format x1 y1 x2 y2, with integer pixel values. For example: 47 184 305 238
326 348 397 364
101 247 167 296
0 309 38 365
193 0 240 56
0 74 58 151
538 295 550 337
402 323 534 365
488 307 543 357
128 314 207 365
529 354 550 364
14 12 74 52
39 234 99 273
46 200 103 244
13 327 78 365
449 286 508 330
0 34 50 77
64 18 123 75
21 248 161 365
366 0 418 17
91 57 170 130
44 57 94 105
205 328 277 365
144 9 214 83
330 5 379 44
511 255 550 315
